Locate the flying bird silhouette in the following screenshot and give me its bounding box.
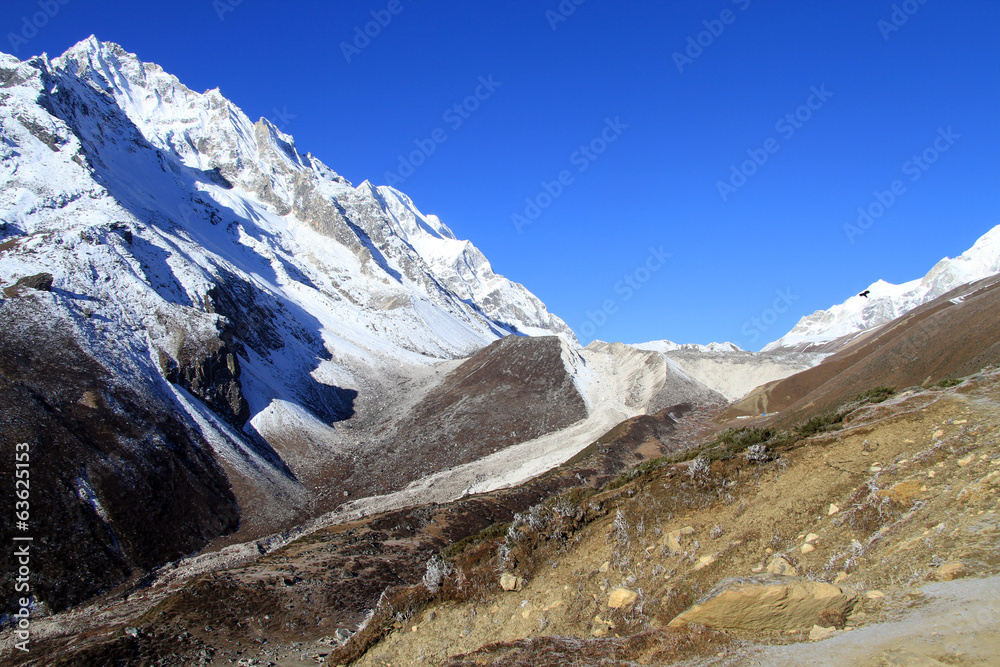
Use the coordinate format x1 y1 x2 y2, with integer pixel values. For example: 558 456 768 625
859 290 870 298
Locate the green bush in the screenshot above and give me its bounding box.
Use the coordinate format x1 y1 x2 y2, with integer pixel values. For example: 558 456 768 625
441 521 510 560
796 386 896 437
796 412 845 437
698 427 795 461
850 386 897 405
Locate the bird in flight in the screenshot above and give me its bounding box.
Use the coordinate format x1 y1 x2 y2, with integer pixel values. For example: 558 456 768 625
859 290 870 298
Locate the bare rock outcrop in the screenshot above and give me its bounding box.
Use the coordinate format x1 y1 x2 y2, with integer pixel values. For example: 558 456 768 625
667 576 858 632
2 271 54 297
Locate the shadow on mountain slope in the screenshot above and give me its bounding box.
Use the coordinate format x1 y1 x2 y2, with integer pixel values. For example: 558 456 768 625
0 297 240 614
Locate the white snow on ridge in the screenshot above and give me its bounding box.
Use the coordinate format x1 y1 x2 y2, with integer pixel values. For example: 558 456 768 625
0 35 587 507
0 36 571 363
765 225 1000 351
633 340 744 354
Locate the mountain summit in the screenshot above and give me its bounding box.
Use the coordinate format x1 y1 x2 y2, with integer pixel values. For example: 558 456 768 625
0 37 591 610
765 225 1000 351
4 36 572 354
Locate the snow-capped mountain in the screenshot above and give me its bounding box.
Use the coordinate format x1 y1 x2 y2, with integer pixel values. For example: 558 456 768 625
765 225 1000 351
0 37 595 606
1 36 571 357
1 36 580 434
633 340 744 354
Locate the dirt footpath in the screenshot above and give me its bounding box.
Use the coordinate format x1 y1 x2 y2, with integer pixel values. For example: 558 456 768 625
747 575 1000 666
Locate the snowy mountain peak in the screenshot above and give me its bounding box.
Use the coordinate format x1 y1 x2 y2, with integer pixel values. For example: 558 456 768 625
1 37 575 413
765 224 1000 351
632 340 744 354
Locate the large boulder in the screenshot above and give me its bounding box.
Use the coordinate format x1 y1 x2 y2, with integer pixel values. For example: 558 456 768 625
667 576 858 632
2 272 54 297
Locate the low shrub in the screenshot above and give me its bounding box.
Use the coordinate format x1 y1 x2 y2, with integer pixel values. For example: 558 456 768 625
441 522 510 560
796 386 896 437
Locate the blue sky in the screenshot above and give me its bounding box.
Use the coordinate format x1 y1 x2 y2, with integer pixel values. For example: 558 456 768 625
5 0 1000 349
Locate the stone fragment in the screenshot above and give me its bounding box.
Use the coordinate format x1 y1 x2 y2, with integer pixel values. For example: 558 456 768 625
500 572 523 591
809 624 837 641
694 555 716 571
765 556 798 577
936 562 966 582
608 587 638 609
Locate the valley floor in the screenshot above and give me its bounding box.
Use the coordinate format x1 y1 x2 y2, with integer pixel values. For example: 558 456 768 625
2 372 998 666
347 372 1000 667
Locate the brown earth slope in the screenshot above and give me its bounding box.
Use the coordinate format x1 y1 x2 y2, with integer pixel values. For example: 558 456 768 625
0 400 723 666
0 295 240 616
726 274 1000 425
345 371 1000 667
333 336 589 497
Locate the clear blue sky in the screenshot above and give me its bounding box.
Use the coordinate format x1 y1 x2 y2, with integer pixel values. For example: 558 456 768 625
5 0 999 349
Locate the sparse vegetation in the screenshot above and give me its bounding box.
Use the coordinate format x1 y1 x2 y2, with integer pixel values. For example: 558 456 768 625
934 377 962 388
797 411 847 437
700 426 796 461
441 522 511 560
797 386 897 437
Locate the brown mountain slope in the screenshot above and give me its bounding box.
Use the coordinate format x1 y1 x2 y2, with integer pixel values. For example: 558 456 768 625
725 274 1000 426
343 371 1000 667
0 296 240 615
4 402 724 665
323 335 589 499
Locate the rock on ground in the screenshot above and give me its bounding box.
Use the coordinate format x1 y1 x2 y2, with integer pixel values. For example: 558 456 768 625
667 576 858 632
